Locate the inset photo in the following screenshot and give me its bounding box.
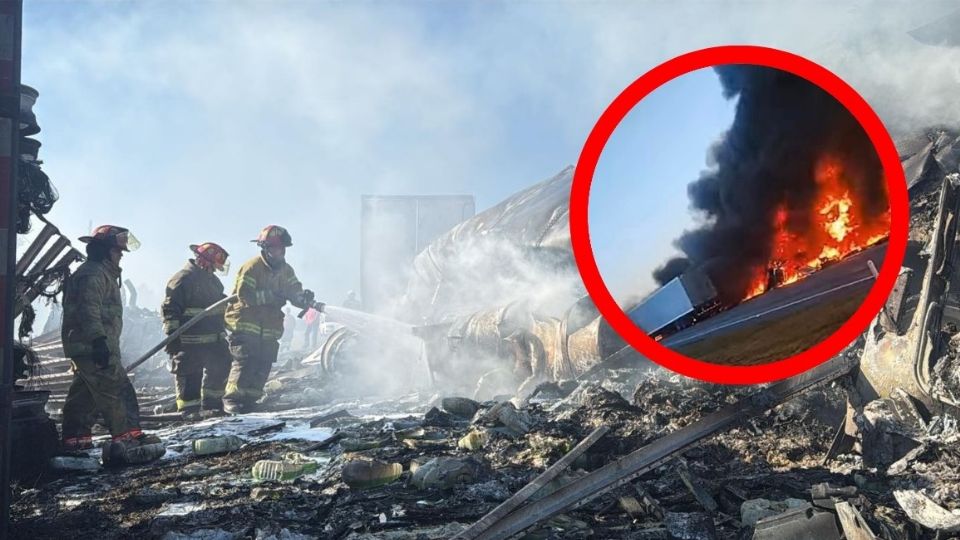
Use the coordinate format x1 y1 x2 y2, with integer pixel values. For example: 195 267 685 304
590 65 891 366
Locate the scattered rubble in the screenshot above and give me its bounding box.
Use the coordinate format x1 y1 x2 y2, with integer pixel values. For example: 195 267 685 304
11 355 960 539
894 489 960 533
740 497 808 526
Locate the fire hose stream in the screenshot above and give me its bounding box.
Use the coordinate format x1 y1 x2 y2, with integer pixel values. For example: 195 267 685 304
322 305 415 338
318 306 435 385
125 298 435 391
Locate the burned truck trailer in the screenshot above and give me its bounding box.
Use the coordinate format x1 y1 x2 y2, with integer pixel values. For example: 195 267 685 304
627 269 721 339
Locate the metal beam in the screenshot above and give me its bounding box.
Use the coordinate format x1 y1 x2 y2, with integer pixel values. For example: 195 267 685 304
454 425 610 539
13 221 54 276
0 2 20 537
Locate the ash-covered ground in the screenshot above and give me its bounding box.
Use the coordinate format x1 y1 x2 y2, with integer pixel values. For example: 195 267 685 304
11 353 960 540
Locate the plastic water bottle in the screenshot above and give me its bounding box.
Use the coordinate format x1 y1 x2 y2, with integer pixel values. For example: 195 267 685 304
107 442 166 466
341 460 403 489
458 429 489 451
251 454 319 482
49 456 101 472
192 435 243 456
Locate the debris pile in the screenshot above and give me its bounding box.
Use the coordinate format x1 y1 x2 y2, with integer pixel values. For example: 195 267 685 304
8 351 960 539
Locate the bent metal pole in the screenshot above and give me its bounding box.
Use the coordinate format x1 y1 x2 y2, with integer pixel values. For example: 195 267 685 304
124 294 236 373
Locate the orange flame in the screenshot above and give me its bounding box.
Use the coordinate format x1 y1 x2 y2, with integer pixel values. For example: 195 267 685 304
744 155 889 300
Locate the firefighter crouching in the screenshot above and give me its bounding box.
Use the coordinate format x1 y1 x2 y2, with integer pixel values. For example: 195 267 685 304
161 243 232 418
222 225 324 414
60 225 164 465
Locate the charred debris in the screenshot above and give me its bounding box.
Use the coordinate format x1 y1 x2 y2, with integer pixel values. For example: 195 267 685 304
8 128 960 539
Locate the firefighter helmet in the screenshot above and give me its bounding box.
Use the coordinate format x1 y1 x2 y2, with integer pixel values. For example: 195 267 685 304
78 225 140 252
190 242 230 275
252 225 292 248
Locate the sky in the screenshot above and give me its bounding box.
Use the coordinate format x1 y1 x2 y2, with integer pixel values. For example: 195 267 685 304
16 1 960 324
590 68 737 301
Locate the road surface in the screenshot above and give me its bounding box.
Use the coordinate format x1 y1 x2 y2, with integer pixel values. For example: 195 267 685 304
663 243 887 364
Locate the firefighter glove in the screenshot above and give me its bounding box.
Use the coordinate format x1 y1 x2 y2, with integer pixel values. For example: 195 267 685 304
91 336 110 369
164 337 182 357
299 289 315 307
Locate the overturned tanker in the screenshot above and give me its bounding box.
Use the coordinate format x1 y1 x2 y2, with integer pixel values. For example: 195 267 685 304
320 297 627 400
436 301 625 400
320 167 634 395
397 167 579 325
316 324 427 398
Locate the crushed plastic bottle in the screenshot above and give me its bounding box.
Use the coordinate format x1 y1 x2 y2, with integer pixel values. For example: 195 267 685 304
251 453 318 482
263 379 283 395
458 429 489 451
342 459 403 489
192 435 243 456
102 441 166 466
411 456 481 490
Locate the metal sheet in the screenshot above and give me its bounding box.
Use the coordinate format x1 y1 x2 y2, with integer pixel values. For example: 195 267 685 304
360 195 474 314
752 506 841 540
402 168 574 323
627 277 695 334
858 175 958 406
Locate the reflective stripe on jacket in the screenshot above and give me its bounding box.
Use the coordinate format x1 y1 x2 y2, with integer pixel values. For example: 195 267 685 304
161 260 227 344
223 254 306 340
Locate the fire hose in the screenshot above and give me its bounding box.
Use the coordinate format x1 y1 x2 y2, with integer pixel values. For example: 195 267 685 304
124 295 236 373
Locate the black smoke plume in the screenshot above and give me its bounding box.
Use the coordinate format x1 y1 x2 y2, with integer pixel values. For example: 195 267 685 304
654 65 887 304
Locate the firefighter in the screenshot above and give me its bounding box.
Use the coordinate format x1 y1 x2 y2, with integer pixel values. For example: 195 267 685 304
343 290 362 310
280 307 296 353
222 225 324 414
60 225 162 463
161 243 232 418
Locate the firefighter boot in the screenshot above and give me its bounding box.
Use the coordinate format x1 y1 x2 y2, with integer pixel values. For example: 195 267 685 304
61 435 94 453
171 352 203 417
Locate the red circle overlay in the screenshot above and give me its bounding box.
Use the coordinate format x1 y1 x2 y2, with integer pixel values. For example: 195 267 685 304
571 45 909 384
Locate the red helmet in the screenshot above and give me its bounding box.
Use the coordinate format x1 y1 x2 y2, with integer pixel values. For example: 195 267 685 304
190 242 230 275
79 225 140 252
252 225 292 248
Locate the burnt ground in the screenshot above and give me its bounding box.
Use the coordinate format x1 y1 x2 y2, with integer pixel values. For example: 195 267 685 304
10 368 956 540
680 291 865 365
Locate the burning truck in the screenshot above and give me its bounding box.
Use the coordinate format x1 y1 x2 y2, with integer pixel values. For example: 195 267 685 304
654 65 892 308
626 267 722 341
